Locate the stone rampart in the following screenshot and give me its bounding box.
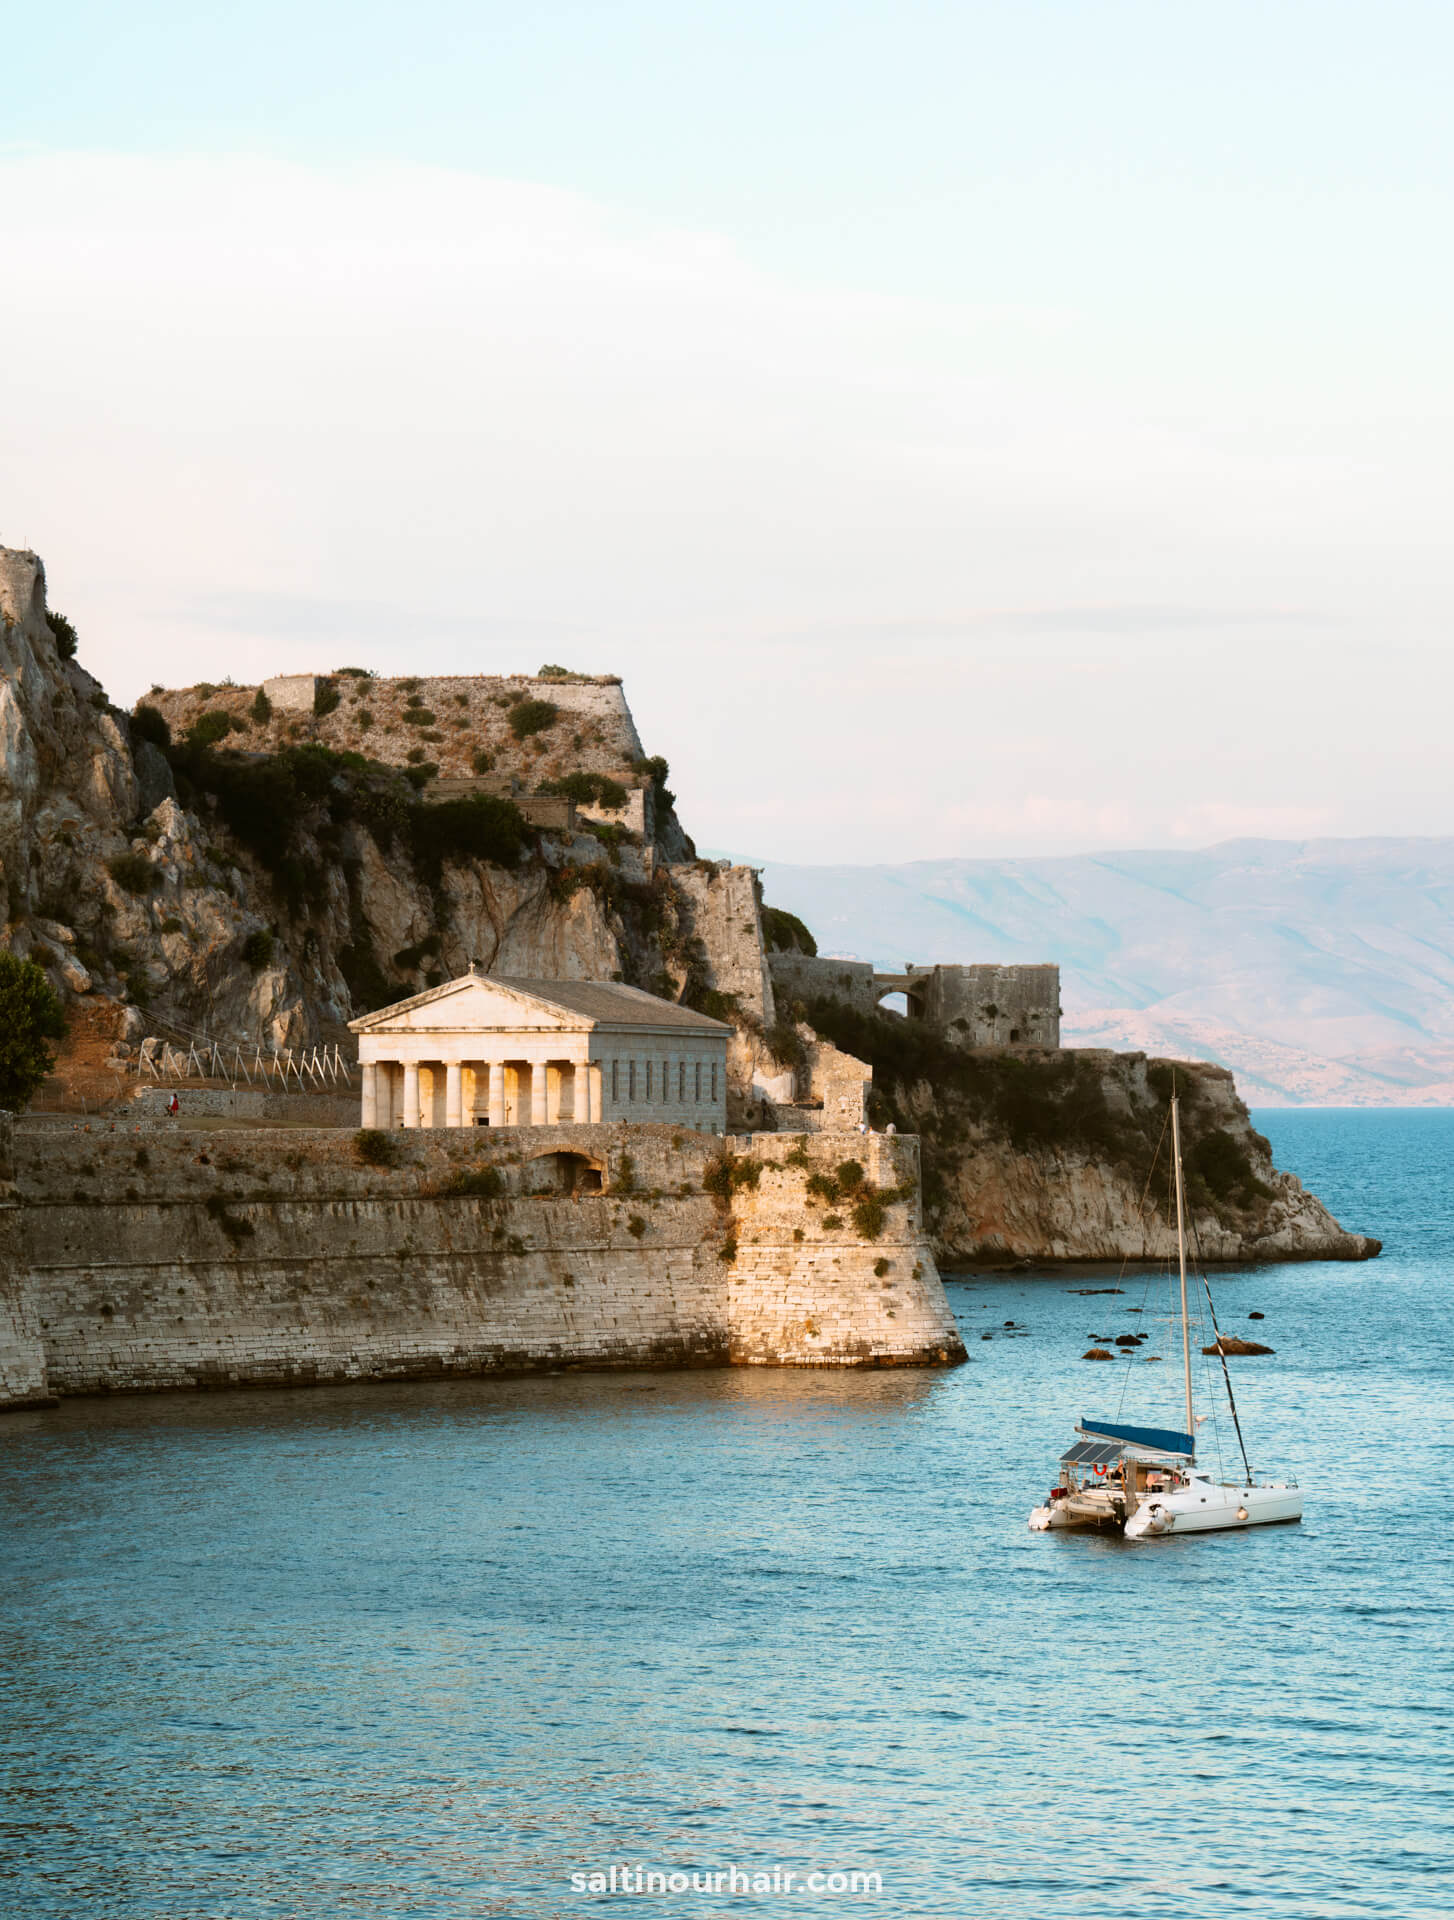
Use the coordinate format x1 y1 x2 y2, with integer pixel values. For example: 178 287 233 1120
771 954 1062 1048
2 1123 964 1406
769 953 878 1016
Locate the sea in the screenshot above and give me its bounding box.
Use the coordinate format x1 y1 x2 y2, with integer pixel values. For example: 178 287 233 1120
1 1109 1451 1919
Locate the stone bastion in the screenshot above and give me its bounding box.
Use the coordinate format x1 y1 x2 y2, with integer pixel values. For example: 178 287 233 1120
0 1119 966 1409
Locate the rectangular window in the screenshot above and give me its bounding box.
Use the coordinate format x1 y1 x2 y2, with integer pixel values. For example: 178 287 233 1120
695 1061 702 1102
611 1060 619 1103
629 1060 637 1101
711 1062 718 1102
678 1059 686 1102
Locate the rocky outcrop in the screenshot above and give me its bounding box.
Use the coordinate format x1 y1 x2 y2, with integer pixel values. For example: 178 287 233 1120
798 995 1379 1266
0 545 759 1069
912 1052 1380 1265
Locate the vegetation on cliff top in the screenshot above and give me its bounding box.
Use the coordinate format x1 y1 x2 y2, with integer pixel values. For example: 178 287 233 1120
799 996 1273 1219
760 906 817 955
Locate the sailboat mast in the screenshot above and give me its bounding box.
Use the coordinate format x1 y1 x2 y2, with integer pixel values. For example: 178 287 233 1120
1171 1095 1195 1445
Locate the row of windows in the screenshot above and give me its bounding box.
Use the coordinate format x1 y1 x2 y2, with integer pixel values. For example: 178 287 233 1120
609 1058 719 1105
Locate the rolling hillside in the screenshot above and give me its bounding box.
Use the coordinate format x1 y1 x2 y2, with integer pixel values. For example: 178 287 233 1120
752 838 1454 1106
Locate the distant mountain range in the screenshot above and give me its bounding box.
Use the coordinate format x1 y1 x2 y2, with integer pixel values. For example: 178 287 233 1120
748 838 1454 1106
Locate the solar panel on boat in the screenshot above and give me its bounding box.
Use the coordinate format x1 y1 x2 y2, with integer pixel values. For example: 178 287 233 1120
1059 1440 1123 1466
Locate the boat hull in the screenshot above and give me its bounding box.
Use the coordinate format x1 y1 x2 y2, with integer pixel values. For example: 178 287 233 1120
1030 1478 1302 1538
1123 1481 1302 1539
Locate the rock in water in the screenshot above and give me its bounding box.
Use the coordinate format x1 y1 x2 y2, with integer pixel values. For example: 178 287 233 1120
1203 1336 1274 1356
1082 1348 1114 1361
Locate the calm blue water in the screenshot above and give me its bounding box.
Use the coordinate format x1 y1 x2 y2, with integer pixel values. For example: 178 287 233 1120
2 1110 1451 1919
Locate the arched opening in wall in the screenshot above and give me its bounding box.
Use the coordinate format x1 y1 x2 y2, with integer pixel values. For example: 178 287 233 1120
527 1149 605 1195
876 991 909 1019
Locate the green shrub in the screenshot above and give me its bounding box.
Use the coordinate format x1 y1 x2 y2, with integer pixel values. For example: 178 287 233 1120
760 906 817 955
250 687 273 724
356 710 374 731
538 771 630 810
107 851 158 894
314 679 341 718
873 1257 891 1278
403 707 436 727
627 1213 647 1238
0 953 67 1108
612 1151 636 1194
537 663 577 680
822 1214 844 1231
187 709 240 749
718 1235 737 1264
131 704 171 748
46 610 79 660
336 666 372 678
241 928 275 970
1187 1129 1273 1205
851 1192 888 1240
355 1128 403 1168
446 1166 504 1198
407 793 527 881
508 698 558 740
471 749 494 775
406 746 426 764
765 1020 807 1071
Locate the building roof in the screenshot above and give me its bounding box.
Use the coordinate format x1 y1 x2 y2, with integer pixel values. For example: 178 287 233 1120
348 972 732 1035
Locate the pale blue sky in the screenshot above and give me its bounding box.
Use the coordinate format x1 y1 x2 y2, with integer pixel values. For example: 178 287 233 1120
4 3 1452 859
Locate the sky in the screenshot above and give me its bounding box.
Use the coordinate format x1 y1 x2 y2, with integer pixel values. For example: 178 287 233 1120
3 2 1453 863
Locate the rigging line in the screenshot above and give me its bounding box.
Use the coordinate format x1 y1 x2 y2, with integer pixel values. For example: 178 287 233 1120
1186 1206 1254 1486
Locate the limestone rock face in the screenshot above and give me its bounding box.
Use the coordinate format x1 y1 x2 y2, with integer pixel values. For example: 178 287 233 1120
903 1052 1381 1266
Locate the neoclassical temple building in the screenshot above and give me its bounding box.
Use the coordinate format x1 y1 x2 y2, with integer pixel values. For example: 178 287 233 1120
348 973 731 1131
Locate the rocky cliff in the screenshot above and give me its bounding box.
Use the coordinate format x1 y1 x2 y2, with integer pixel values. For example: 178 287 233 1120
796 1002 1380 1265
0 547 783 1115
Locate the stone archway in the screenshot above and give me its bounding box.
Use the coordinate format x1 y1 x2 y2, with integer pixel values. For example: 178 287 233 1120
525 1149 606 1195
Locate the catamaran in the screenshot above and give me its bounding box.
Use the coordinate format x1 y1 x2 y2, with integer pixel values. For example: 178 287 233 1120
1028 1094 1303 1540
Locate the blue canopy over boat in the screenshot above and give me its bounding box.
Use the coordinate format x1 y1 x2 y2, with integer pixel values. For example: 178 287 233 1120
1080 1418 1195 1458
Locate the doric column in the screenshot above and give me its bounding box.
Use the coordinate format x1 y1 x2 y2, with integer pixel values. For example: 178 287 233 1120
589 1062 603 1122
574 1061 591 1126
530 1060 549 1126
488 1060 506 1129
360 1061 378 1128
446 1061 463 1128
546 1064 563 1125
402 1061 420 1128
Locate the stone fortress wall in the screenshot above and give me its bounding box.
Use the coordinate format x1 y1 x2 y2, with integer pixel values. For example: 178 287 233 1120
768 953 1062 1049
0 1117 965 1408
